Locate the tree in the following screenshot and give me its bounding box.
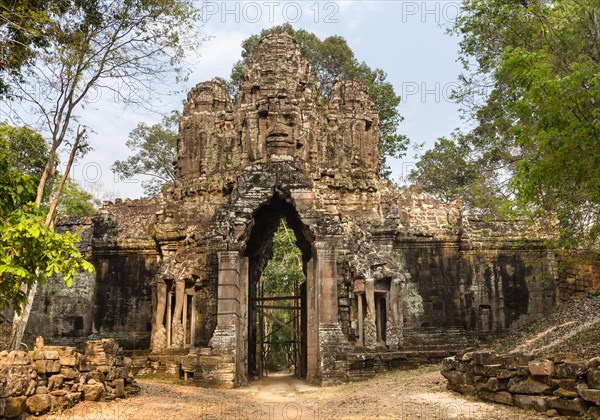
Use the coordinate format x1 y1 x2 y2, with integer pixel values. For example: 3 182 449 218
260 220 304 371
112 112 179 197
228 24 408 177
0 122 48 176
0 137 94 330
56 178 101 217
0 0 61 93
2 0 202 349
414 0 599 247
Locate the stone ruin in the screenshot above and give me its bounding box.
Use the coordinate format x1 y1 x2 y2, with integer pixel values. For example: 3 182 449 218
27 34 558 387
0 338 136 418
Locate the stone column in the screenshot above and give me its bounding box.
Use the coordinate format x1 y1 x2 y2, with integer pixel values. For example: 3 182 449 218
314 241 347 385
209 250 240 350
364 277 377 349
315 242 338 324
305 258 318 383
151 280 168 353
171 278 185 348
357 293 364 347
386 277 404 350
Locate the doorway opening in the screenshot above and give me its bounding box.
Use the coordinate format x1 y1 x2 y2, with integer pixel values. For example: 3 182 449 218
245 195 312 380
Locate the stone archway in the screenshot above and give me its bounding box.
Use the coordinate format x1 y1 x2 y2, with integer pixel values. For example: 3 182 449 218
242 195 313 381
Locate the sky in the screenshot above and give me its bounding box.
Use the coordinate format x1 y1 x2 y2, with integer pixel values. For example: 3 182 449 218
3 1 467 200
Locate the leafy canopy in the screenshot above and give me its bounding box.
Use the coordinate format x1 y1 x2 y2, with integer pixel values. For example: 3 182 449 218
112 112 179 198
0 137 94 311
412 0 600 248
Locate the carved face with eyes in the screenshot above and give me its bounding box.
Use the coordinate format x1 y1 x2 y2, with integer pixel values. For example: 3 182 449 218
258 107 302 158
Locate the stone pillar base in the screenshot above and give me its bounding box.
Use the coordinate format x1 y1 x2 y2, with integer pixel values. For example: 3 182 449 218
318 323 348 385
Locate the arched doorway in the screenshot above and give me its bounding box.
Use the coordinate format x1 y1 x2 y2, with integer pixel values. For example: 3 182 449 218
244 195 312 380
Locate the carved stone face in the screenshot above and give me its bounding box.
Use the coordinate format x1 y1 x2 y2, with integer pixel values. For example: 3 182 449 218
258 106 301 158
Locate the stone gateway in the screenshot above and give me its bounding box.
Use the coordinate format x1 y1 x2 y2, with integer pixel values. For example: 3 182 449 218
29 34 555 387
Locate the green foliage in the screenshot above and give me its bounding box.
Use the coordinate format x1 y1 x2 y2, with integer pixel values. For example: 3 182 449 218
409 131 509 213
112 112 179 197
55 178 100 217
0 138 94 311
0 0 57 93
260 220 303 371
229 24 408 178
414 0 599 247
0 122 49 176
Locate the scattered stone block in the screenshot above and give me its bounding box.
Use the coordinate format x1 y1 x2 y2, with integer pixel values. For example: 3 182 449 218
4 396 27 418
579 388 600 405
513 394 547 413
528 359 554 376
26 394 51 415
478 390 513 406
554 362 587 379
508 378 552 394
115 378 126 398
546 397 589 416
83 383 105 401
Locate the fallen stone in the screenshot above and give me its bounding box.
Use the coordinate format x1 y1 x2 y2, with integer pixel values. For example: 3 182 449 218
546 397 589 416
476 377 507 392
35 359 61 374
528 359 554 376
586 406 600 420
4 396 27 418
508 378 552 394
589 369 600 389
26 394 51 414
501 353 532 369
579 388 600 405
513 394 547 413
115 378 126 398
478 390 513 406
60 366 79 380
48 374 64 391
50 389 67 397
82 383 105 401
554 362 587 379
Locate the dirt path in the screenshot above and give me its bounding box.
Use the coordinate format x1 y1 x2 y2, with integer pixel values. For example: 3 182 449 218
39 366 548 420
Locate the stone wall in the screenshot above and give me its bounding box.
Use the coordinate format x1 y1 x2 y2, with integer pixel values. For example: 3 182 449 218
557 251 600 302
441 350 600 418
0 338 136 418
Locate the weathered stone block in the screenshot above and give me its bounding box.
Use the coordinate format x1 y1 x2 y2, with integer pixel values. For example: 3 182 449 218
4 396 27 418
60 366 79 380
528 359 554 376
478 390 513 406
588 369 600 389
26 394 51 414
82 383 105 401
115 379 126 398
501 353 532 369
589 357 600 370
48 374 64 391
471 351 501 365
513 394 547 413
35 359 61 374
554 362 587 379
4 351 30 365
546 396 589 416
579 388 600 405
508 377 552 394
1 365 34 396
475 377 507 392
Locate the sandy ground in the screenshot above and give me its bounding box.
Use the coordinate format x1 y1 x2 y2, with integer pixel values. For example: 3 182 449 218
36 366 549 420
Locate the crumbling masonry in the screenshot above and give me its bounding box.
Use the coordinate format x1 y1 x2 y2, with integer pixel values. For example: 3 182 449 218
28 34 556 387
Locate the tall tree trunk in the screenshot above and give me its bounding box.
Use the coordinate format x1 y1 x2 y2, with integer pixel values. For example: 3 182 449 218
8 283 37 350
9 128 86 350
